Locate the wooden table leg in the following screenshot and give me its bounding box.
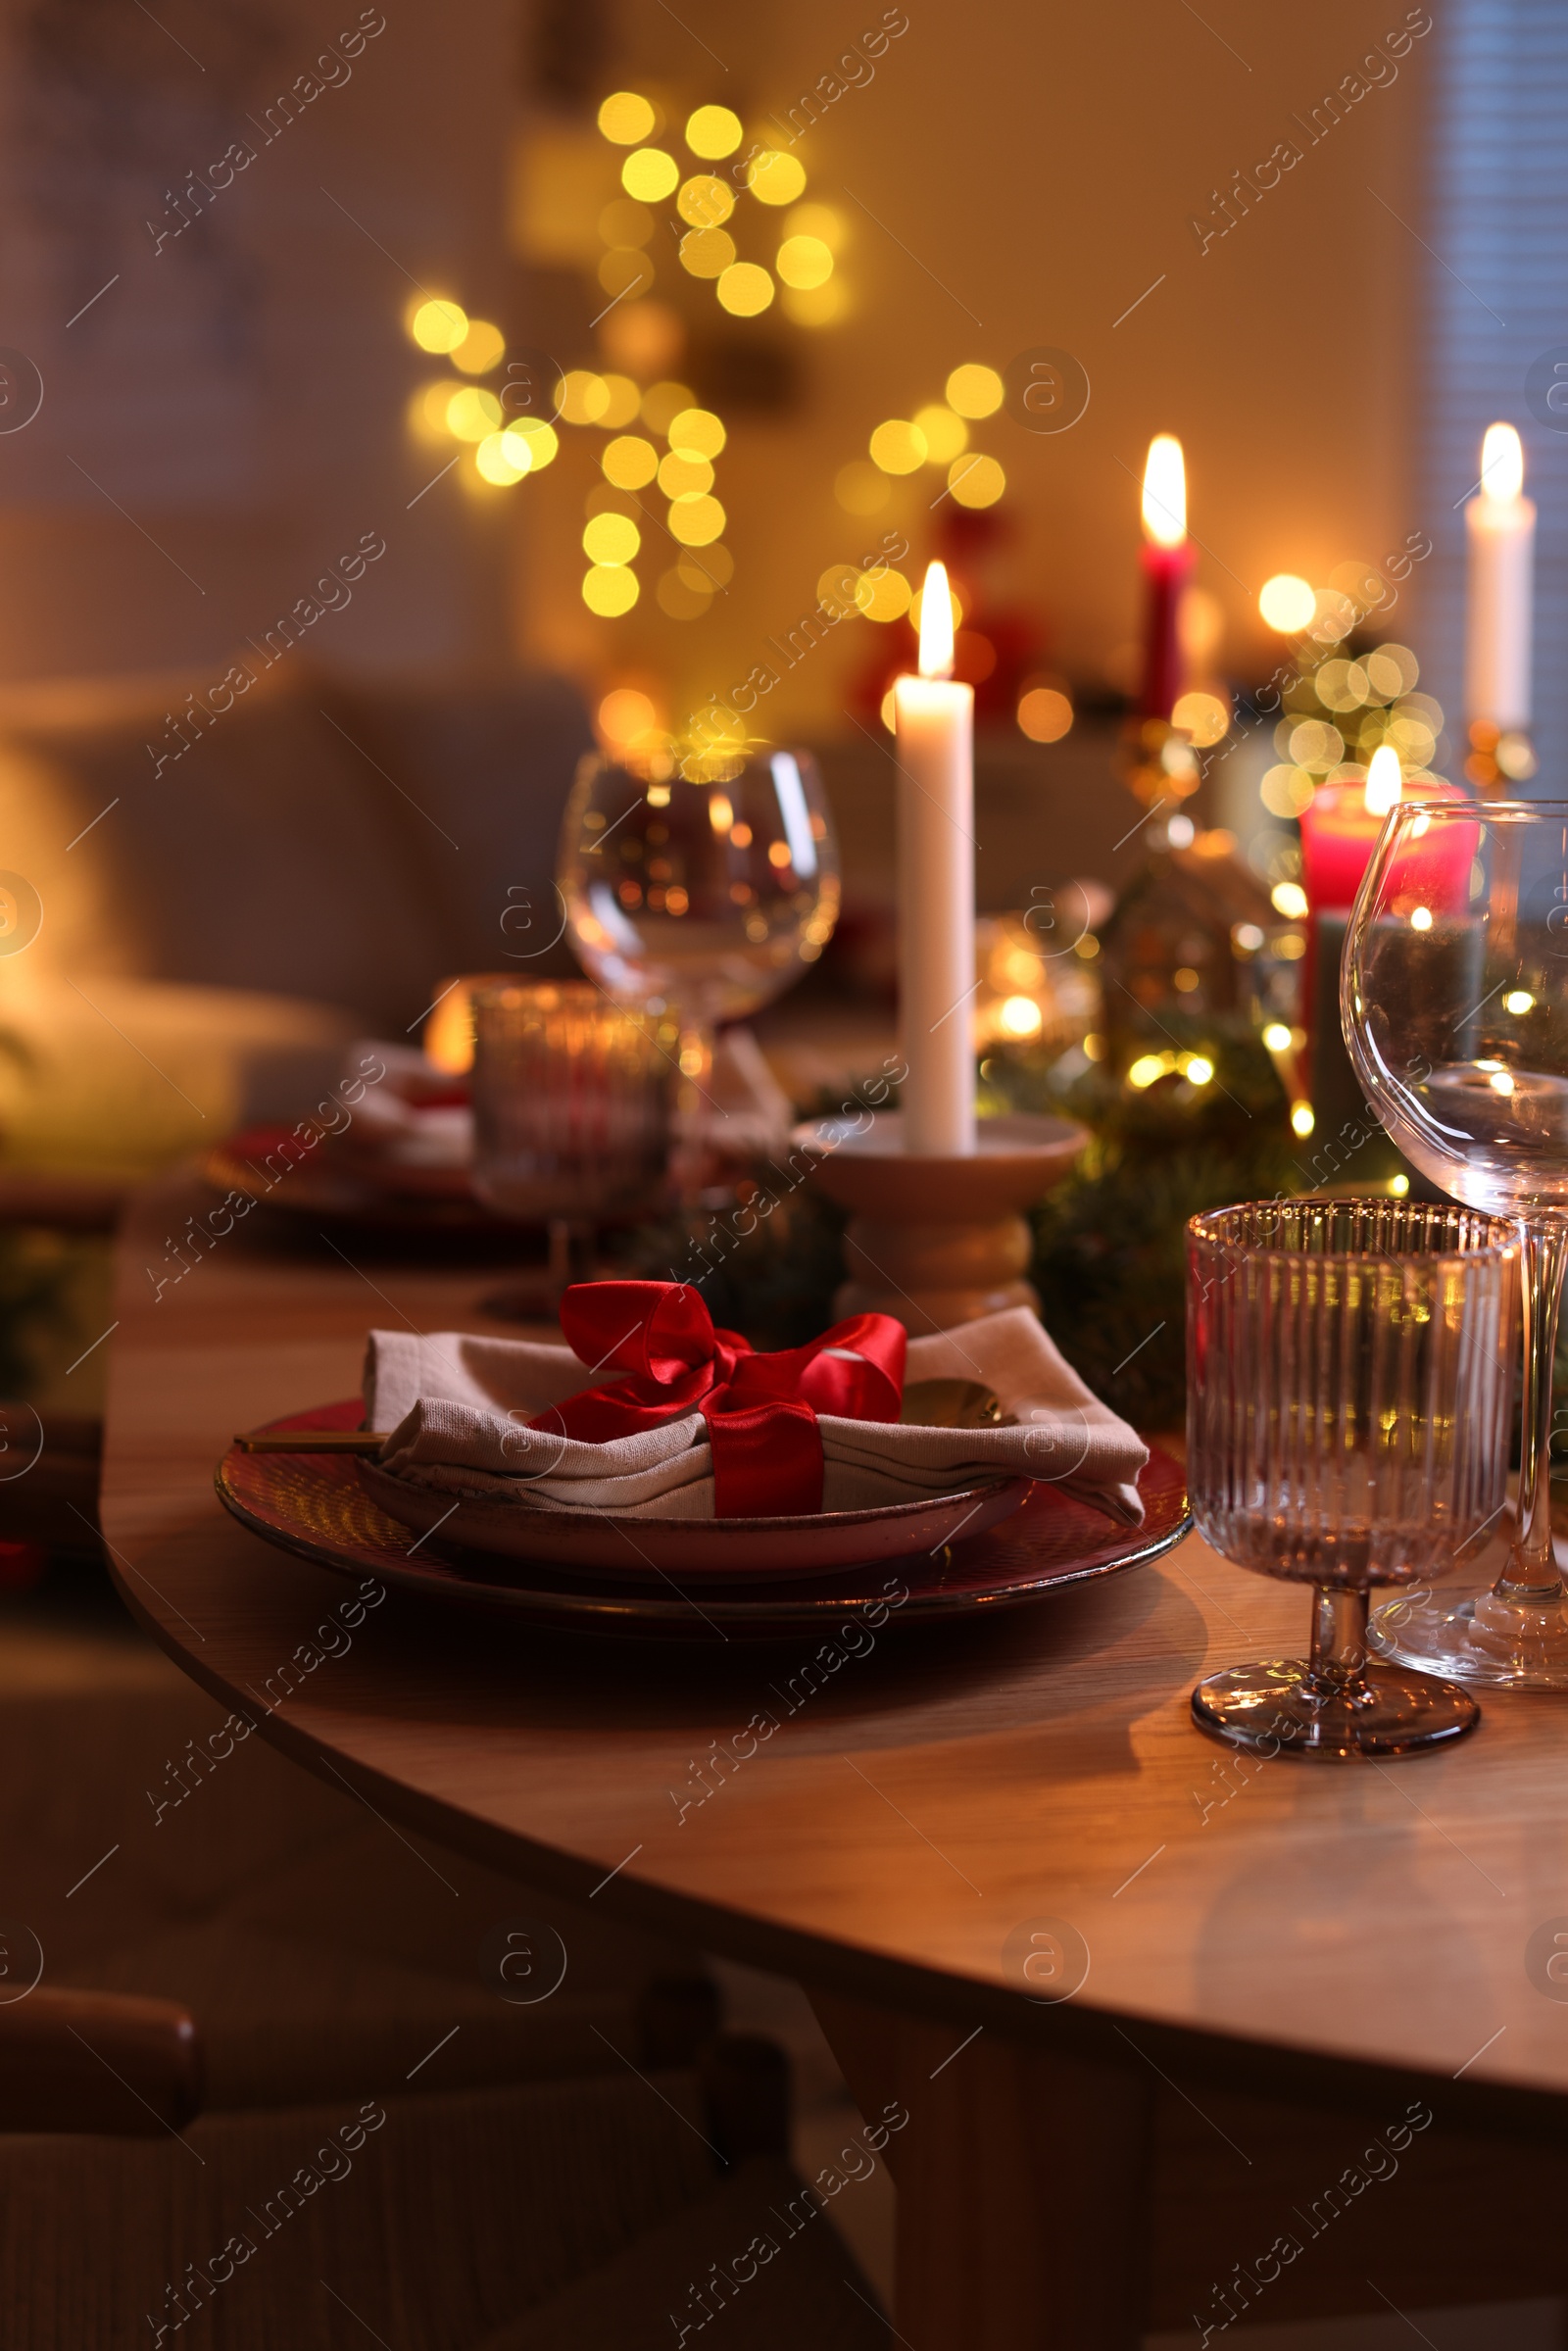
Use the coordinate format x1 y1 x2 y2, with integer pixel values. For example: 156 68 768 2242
812 1991 1152 2350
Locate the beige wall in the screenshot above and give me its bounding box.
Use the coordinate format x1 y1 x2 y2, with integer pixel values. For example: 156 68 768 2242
0 0 1436 717
516 0 1436 732
0 0 515 684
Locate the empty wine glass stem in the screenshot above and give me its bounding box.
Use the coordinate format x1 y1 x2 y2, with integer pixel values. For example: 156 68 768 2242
1501 1213 1568 1601
1309 1586 1370 1692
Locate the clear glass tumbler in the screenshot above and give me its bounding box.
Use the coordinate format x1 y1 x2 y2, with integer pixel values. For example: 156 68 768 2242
1188 1199 1516 1759
469 981 671 1242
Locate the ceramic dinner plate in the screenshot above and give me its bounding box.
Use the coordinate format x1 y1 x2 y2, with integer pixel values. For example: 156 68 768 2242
216 1402 1191 1641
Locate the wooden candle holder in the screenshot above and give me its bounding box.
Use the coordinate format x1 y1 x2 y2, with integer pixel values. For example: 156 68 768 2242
794 1112 1089 1337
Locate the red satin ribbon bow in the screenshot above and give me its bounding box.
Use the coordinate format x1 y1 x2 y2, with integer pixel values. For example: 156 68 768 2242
533 1281 907 1518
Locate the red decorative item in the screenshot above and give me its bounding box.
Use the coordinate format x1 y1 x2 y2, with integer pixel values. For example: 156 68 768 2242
533 1282 907 1518
1138 539 1193 721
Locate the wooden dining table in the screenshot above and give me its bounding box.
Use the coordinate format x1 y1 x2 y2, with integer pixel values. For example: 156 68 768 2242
100 1172 1568 2347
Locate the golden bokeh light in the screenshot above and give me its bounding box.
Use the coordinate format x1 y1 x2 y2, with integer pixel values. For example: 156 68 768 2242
869 418 927 474
450 318 505 375
1258 572 1316 633
641 380 697 434
948 452 1004 507
716 261 774 315
599 198 655 248
1172 689 1230 747
598 687 659 744
597 375 642 428
1365 644 1419 698
475 432 527 485
446 385 504 440
603 435 660 489
598 91 657 144
858 567 912 622
668 492 725 545
667 407 725 459
834 461 889 515
879 685 898 732
409 298 467 354
998 996 1044 1040
583 512 641 564
817 563 862 618
583 564 640 616
1287 718 1344 769
945 363 1004 418
411 381 462 441
680 226 736 278
913 405 967 464
1017 687 1073 743
659 450 713 498
557 370 611 425
1315 659 1370 713
503 418 558 470
677 174 735 227
1272 881 1309 919
1260 764 1315 818
621 147 679 202
686 104 743 158
747 149 807 205
776 234 834 289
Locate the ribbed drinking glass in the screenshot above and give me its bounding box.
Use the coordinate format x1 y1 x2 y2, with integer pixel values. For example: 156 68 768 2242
1188 1199 1515 1758
469 981 670 1227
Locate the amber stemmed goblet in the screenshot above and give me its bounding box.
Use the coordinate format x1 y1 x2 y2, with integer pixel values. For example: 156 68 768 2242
1188 1199 1515 1758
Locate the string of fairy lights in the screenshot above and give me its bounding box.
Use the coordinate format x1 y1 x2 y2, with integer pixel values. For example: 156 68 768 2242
402 85 1009 648
401 89 1450 862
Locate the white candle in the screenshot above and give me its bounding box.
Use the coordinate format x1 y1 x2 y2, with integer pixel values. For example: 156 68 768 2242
894 562 975 1155
1465 422 1535 730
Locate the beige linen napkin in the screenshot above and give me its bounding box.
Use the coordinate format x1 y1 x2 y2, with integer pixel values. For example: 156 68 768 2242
364 1307 1147 1525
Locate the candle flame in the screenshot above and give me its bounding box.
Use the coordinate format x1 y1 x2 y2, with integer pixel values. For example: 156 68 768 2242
1364 743 1402 816
1481 421 1524 503
1141 434 1186 548
917 560 956 679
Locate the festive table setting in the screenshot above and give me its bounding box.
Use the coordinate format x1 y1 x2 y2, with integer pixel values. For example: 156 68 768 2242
99 372 1568 2341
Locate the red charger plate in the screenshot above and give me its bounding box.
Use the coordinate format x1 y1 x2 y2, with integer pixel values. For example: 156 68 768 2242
216 1402 1191 1641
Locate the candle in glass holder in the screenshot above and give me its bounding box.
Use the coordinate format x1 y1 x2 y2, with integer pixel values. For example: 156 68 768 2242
1139 433 1193 719
1465 422 1534 734
1299 751 1470 916
894 563 975 1154
1300 749 1474 1151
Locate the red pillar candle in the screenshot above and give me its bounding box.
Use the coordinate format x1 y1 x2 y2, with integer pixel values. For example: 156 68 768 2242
1139 433 1193 720
1298 750 1471 915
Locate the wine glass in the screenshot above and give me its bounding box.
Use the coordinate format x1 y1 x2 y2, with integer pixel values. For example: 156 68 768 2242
1343 798 1568 1686
1188 1199 1513 1757
559 744 840 1194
